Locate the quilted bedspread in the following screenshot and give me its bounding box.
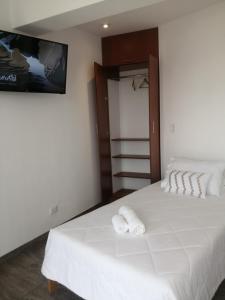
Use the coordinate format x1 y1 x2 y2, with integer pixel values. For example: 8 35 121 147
42 182 225 300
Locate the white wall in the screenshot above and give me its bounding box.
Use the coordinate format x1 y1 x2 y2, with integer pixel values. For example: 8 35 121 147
159 1 225 176
0 26 102 256
108 79 122 192
119 70 149 138
0 1 12 31
119 71 150 190
108 70 150 192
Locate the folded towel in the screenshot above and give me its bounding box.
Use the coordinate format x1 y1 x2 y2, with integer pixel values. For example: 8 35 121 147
119 206 145 235
112 214 129 234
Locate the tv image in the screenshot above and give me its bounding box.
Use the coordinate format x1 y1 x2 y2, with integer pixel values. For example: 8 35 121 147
0 30 68 94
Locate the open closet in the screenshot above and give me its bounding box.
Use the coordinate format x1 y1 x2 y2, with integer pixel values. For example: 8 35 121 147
94 28 161 202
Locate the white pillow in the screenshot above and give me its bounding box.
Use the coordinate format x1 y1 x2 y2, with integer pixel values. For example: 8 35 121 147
164 169 210 199
165 157 225 197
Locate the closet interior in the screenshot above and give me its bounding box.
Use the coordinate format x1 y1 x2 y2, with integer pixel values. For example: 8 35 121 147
94 28 161 203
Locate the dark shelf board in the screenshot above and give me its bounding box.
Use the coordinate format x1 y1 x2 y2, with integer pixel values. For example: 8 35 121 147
112 154 149 159
111 138 149 142
111 189 136 201
114 171 151 179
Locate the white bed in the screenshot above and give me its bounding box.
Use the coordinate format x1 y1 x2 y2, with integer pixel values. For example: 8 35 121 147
42 182 225 300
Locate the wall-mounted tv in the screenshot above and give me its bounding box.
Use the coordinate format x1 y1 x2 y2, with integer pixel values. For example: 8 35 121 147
0 30 68 94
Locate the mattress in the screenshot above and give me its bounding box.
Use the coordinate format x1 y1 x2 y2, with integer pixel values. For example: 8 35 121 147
42 182 225 300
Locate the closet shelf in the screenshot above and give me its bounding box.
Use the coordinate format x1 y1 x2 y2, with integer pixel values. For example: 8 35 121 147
111 138 149 141
112 154 149 159
114 172 151 179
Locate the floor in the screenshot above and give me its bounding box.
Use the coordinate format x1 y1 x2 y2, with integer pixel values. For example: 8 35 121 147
1 236 225 300
0 237 81 300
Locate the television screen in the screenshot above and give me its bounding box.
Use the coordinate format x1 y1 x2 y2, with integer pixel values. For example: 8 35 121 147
0 30 68 94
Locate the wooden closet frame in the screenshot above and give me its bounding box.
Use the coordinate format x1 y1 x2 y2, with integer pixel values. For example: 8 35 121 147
94 28 161 203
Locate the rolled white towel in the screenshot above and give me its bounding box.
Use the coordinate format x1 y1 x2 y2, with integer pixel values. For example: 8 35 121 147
119 206 145 235
112 214 129 234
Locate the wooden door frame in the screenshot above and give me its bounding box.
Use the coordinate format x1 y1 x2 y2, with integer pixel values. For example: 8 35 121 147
149 55 161 182
94 57 161 201
94 62 113 202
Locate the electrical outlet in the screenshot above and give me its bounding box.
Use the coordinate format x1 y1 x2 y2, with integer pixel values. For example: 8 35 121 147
49 205 58 216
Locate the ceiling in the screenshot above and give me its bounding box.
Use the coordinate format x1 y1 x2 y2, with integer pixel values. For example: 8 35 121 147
78 0 222 37
13 0 164 35
13 0 223 36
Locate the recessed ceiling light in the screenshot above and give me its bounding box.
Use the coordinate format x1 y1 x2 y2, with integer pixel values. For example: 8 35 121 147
103 23 109 29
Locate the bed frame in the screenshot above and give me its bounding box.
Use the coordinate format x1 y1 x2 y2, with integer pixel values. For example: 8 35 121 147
48 280 58 294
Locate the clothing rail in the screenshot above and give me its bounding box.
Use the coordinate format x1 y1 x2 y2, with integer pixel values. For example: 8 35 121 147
110 73 148 80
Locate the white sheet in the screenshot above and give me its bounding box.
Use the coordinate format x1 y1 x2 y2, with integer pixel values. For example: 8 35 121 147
42 183 225 300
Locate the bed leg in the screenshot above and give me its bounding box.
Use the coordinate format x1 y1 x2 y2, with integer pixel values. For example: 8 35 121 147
48 280 58 294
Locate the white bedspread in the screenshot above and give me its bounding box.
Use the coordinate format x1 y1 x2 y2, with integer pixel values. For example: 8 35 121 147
42 183 225 300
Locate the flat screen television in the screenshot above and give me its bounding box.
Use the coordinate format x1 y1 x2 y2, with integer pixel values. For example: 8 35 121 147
0 30 68 94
